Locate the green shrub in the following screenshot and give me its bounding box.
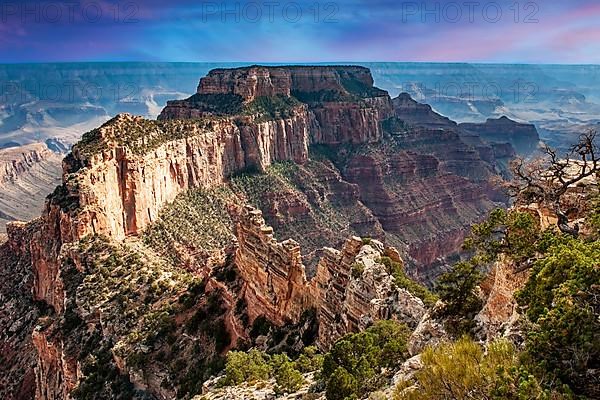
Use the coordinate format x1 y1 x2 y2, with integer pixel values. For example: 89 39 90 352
295 346 324 373
393 337 566 400
223 349 272 385
272 354 306 394
322 320 410 399
516 233 600 397
243 95 302 122
351 262 365 278
434 261 484 336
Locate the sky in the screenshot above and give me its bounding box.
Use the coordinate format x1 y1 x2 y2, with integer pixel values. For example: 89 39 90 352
1 0 599 64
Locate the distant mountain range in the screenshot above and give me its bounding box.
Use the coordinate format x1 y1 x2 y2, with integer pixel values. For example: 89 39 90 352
0 62 598 152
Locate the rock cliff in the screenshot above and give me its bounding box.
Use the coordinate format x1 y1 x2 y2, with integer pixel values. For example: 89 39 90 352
392 92 457 131
460 116 541 155
160 65 393 145
234 205 426 349
0 65 526 400
0 223 39 400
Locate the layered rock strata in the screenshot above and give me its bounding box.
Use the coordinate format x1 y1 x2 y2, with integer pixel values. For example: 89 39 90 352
0 66 529 399
160 65 393 145
460 116 540 155
234 205 426 349
0 144 62 233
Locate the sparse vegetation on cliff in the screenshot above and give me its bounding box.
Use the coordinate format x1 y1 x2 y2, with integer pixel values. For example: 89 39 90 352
430 142 600 397
379 256 438 307
221 347 322 394
230 160 372 262
243 95 303 122
143 187 236 265
76 115 223 157
57 235 240 399
185 93 245 115
321 320 410 400
435 208 541 336
393 338 562 400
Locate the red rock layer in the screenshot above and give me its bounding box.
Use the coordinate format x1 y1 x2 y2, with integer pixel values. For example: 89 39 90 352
195 65 378 101
233 206 426 349
160 65 393 145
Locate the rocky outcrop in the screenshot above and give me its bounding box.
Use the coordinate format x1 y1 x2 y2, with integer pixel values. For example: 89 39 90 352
460 116 540 155
235 206 315 326
476 255 529 342
160 65 393 145
31 327 77 400
313 238 426 348
198 372 320 400
193 65 382 102
392 92 457 130
234 206 426 348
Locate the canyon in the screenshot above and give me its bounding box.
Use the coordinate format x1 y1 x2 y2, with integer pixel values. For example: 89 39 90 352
0 65 540 400
0 144 62 235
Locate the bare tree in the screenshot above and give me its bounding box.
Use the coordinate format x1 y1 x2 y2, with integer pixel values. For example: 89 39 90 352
505 129 599 236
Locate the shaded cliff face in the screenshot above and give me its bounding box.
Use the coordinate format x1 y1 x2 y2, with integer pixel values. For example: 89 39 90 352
392 93 458 131
0 222 42 400
234 205 427 349
459 116 541 155
391 94 538 172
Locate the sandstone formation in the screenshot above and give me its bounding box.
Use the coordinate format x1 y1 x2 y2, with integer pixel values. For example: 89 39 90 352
160 65 393 145
313 236 426 348
234 205 426 349
234 205 315 326
0 66 533 400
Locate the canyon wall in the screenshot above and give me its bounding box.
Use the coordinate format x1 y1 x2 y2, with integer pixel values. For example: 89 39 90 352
0 144 62 234
460 116 541 155
194 65 381 101
234 205 426 349
0 222 41 400
161 65 393 145
1 66 530 400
